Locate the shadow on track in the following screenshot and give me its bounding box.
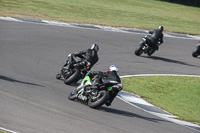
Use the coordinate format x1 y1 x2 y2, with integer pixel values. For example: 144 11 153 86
0 75 45 87
100 106 170 123
144 56 200 67
56 78 81 87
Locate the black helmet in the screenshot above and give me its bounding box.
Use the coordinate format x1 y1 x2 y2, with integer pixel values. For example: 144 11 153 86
91 44 99 52
158 26 164 32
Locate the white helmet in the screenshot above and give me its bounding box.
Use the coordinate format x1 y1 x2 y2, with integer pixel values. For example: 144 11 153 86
91 44 99 52
109 65 119 72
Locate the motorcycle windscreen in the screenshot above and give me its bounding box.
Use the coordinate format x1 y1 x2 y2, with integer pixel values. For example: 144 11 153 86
81 76 91 85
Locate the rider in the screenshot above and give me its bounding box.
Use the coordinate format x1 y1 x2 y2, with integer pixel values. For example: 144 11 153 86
88 65 122 106
63 43 99 70
146 26 164 53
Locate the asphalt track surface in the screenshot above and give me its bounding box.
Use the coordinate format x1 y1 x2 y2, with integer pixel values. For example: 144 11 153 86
0 20 200 133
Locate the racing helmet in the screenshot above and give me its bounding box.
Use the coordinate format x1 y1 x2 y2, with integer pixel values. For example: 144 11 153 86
158 25 164 32
91 44 99 52
109 65 119 72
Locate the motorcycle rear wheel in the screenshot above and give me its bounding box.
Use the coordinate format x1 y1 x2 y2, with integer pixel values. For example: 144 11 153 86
88 90 110 109
147 49 155 56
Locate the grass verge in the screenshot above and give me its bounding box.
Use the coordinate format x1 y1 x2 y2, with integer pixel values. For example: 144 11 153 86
121 76 200 126
0 130 8 133
0 0 200 35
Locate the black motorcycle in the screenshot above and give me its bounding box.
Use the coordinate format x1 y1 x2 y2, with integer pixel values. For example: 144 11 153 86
135 35 160 56
192 43 200 58
56 54 91 85
68 75 122 109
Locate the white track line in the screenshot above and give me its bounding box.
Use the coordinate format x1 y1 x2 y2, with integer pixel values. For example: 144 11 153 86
1 17 200 40
0 127 18 133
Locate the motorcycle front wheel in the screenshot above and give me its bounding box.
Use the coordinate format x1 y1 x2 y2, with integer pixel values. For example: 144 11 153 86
64 68 81 85
135 42 144 56
56 70 62 79
192 50 198 57
88 90 110 109
192 45 200 57
68 89 78 100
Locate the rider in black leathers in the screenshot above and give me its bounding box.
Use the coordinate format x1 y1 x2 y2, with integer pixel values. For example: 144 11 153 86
146 26 164 53
87 65 122 106
63 44 99 70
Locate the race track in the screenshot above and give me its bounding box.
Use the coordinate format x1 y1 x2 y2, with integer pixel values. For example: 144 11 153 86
0 20 199 133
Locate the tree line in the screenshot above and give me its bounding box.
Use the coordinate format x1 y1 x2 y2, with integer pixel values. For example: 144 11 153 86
159 0 200 7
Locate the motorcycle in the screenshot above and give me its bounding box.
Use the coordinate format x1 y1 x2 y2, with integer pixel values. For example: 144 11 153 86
135 35 160 56
192 42 200 58
56 54 91 85
68 75 122 109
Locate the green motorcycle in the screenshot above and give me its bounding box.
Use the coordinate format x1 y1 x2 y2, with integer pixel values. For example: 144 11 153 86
68 75 122 109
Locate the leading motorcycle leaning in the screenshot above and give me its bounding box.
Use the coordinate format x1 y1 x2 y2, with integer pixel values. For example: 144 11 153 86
56 44 99 85
56 53 91 85
68 65 123 109
135 34 161 56
135 26 164 56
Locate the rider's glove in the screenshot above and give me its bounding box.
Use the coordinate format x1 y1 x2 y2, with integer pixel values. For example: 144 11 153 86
80 61 86 66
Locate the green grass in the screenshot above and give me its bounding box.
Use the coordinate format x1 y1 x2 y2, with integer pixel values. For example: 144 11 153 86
0 130 8 133
0 0 200 35
121 76 200 125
